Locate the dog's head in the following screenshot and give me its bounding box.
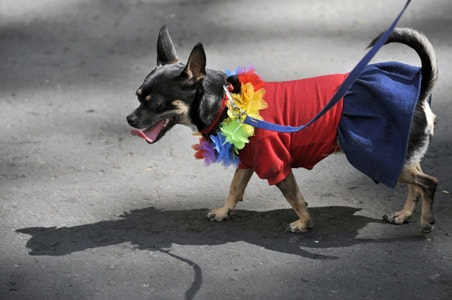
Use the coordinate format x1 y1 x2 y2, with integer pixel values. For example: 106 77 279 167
127 26 209 143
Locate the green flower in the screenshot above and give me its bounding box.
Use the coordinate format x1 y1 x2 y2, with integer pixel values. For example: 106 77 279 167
220 119 250 151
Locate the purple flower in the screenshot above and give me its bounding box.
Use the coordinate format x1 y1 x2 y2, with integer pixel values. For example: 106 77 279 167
192 138 217 166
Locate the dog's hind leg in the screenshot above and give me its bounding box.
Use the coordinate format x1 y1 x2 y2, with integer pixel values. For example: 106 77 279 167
383 183 420 225
206 168 254 222
276 172 313 233
384 163 438 233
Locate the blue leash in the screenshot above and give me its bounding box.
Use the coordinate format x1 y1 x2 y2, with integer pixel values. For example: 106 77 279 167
239 0 412 133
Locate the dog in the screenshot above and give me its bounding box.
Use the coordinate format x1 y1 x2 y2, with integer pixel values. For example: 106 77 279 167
127 26 438 233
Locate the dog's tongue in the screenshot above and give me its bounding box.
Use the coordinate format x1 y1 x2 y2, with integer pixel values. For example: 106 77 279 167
130 120 166 143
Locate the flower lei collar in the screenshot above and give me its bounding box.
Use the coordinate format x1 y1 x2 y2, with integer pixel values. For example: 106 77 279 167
192 65 267 167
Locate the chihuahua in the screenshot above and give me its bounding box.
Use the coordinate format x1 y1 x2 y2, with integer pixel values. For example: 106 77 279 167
127 26 438 233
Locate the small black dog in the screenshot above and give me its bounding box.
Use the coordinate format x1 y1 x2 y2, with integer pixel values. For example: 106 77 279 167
127 26 438 233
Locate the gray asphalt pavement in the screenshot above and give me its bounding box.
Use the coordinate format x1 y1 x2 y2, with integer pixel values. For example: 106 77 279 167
1 0 452 299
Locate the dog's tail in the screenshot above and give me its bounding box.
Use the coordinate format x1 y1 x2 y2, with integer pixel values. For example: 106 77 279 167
369 27 438 102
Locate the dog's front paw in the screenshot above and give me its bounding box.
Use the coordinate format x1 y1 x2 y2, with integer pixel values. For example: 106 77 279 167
284 219 313 233
206 207 232 222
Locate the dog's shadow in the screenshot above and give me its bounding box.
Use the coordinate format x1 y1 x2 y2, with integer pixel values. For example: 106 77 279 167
16 205 425 260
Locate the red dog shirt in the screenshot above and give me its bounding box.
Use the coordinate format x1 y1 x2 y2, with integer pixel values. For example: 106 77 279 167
238 74 347 185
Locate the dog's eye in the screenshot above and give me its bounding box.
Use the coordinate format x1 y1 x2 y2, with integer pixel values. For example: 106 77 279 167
148 99 166 112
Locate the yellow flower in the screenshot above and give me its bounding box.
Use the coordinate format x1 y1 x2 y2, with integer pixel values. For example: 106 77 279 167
228 83 267 122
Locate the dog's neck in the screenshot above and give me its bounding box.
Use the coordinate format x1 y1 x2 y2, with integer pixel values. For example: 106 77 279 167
189 69 229 136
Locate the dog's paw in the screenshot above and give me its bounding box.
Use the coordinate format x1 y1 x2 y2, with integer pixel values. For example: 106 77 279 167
421 223 435 233
383 211 411 225
384 211 436 233
421 216 436 233
206 208 232 222
284 219 313 233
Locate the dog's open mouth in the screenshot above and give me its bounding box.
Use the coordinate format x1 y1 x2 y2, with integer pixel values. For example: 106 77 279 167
130 118 174 144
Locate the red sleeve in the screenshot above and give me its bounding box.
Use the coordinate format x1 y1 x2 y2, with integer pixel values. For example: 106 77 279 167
239 132 292 185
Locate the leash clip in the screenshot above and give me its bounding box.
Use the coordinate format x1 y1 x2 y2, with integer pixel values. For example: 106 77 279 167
223 85 247 122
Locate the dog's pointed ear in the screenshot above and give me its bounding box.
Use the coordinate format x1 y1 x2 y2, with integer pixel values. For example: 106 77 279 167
156 25 179 65
182 43 206 81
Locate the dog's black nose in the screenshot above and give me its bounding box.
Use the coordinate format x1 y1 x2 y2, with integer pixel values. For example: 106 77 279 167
127 114 138 127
